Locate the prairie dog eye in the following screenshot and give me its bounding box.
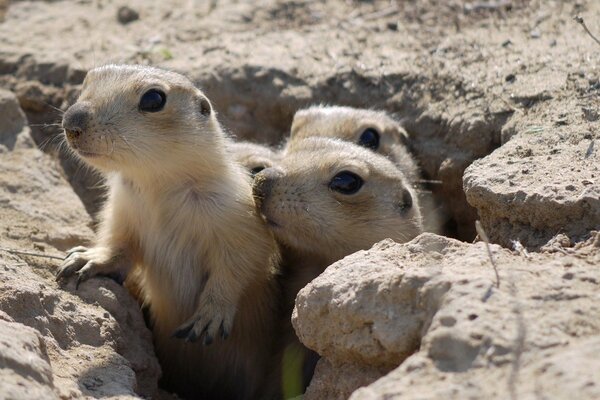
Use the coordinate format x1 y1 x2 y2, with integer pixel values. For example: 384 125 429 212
358 128 380 150
399 189 413 212
329 171 363 195
139 89 166 112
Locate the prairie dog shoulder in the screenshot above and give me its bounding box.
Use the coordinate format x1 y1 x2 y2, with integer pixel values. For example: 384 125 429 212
57 65 279 399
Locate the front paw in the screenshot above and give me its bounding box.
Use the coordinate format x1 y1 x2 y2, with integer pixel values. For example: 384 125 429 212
56 246 121 289
173 299 236 345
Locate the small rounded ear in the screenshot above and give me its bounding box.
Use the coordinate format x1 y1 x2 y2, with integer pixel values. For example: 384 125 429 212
397 126 410 146
290 110 311 138
198 94 212 116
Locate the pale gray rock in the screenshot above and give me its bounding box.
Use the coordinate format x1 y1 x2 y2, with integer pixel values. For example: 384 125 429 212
294 233 600 399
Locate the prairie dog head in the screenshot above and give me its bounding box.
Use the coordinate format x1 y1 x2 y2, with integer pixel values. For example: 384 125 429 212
62 65 220 179
228 141 279 177
288 106 419 183
289 105 408 152
252 137 423 264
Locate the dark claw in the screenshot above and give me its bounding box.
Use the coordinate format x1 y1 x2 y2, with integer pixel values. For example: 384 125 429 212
76 274 83 290
219 321 229 340
173 321 195 339
186 329 200 343
203 333 213 346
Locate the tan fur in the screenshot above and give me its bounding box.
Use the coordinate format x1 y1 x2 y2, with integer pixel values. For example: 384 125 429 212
287 105 441 234
253 137 424 396
56 65 280 400
228 141 279 175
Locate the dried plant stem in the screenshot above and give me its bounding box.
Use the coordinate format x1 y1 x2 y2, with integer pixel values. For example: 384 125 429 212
574 16 600 47
0 247 64 260
475 220 500 288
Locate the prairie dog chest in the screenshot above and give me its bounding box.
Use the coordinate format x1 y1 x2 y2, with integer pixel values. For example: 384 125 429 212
116 177 207 311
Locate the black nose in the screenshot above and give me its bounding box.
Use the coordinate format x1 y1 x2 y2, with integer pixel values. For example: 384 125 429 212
252 167 283 209
62 102 92 139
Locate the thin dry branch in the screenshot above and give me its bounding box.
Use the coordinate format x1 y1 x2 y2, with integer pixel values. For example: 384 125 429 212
574 16 600 47
0 247 64 260
475 220 500 288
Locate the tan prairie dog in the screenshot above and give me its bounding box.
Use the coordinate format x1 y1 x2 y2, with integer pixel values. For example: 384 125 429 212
252 137 424 396
228 140 279 176
288 105 441 234
254 136 423 288
55 65 279 400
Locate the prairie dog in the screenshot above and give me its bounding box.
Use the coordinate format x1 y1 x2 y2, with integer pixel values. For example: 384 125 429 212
228 140 279 176
254 136 423 274
288 105 440 234
253 137 424 396
55 65 279 399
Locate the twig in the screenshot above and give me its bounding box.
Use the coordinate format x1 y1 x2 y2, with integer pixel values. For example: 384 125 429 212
0 247 64 260
415 179 443 185
475 221 500 288
574 16 600 47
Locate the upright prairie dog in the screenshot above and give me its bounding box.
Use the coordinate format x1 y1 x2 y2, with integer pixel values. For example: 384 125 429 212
252 137 424 396
55 65 279 400
228 140 279 176
288 105 440 233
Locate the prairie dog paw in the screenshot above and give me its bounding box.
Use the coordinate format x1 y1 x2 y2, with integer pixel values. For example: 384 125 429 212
56 246 124 288
173 299 236 345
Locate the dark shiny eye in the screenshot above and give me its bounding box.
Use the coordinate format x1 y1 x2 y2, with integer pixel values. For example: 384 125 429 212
358 128 380 150
399 189 413 212
250 166 265 176
329 171 363 195
139 89 166 112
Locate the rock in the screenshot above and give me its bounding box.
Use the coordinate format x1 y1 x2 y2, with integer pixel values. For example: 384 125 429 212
0 95 160 399
0 89 28 149
0 318 57 400
294 233 600 399
117 6 140 25
464 98 600 249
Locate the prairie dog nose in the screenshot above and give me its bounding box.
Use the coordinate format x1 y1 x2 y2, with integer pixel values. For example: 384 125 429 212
62 101 93 140
252 167 283 209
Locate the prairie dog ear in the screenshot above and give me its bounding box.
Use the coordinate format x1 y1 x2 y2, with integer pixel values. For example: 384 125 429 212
196 92 212 116
290 109 314 138
397 125 410 146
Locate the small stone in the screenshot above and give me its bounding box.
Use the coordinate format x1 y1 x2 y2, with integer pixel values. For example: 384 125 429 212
117 6 139 25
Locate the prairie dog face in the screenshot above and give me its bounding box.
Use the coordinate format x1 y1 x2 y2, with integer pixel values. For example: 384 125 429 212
288 106 409 156
228 141 279 177
62 65 217 176
252 137 423 263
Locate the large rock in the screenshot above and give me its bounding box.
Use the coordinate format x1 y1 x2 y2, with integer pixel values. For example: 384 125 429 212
293 233 600 399
0 90 160 399
464 96 600 249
